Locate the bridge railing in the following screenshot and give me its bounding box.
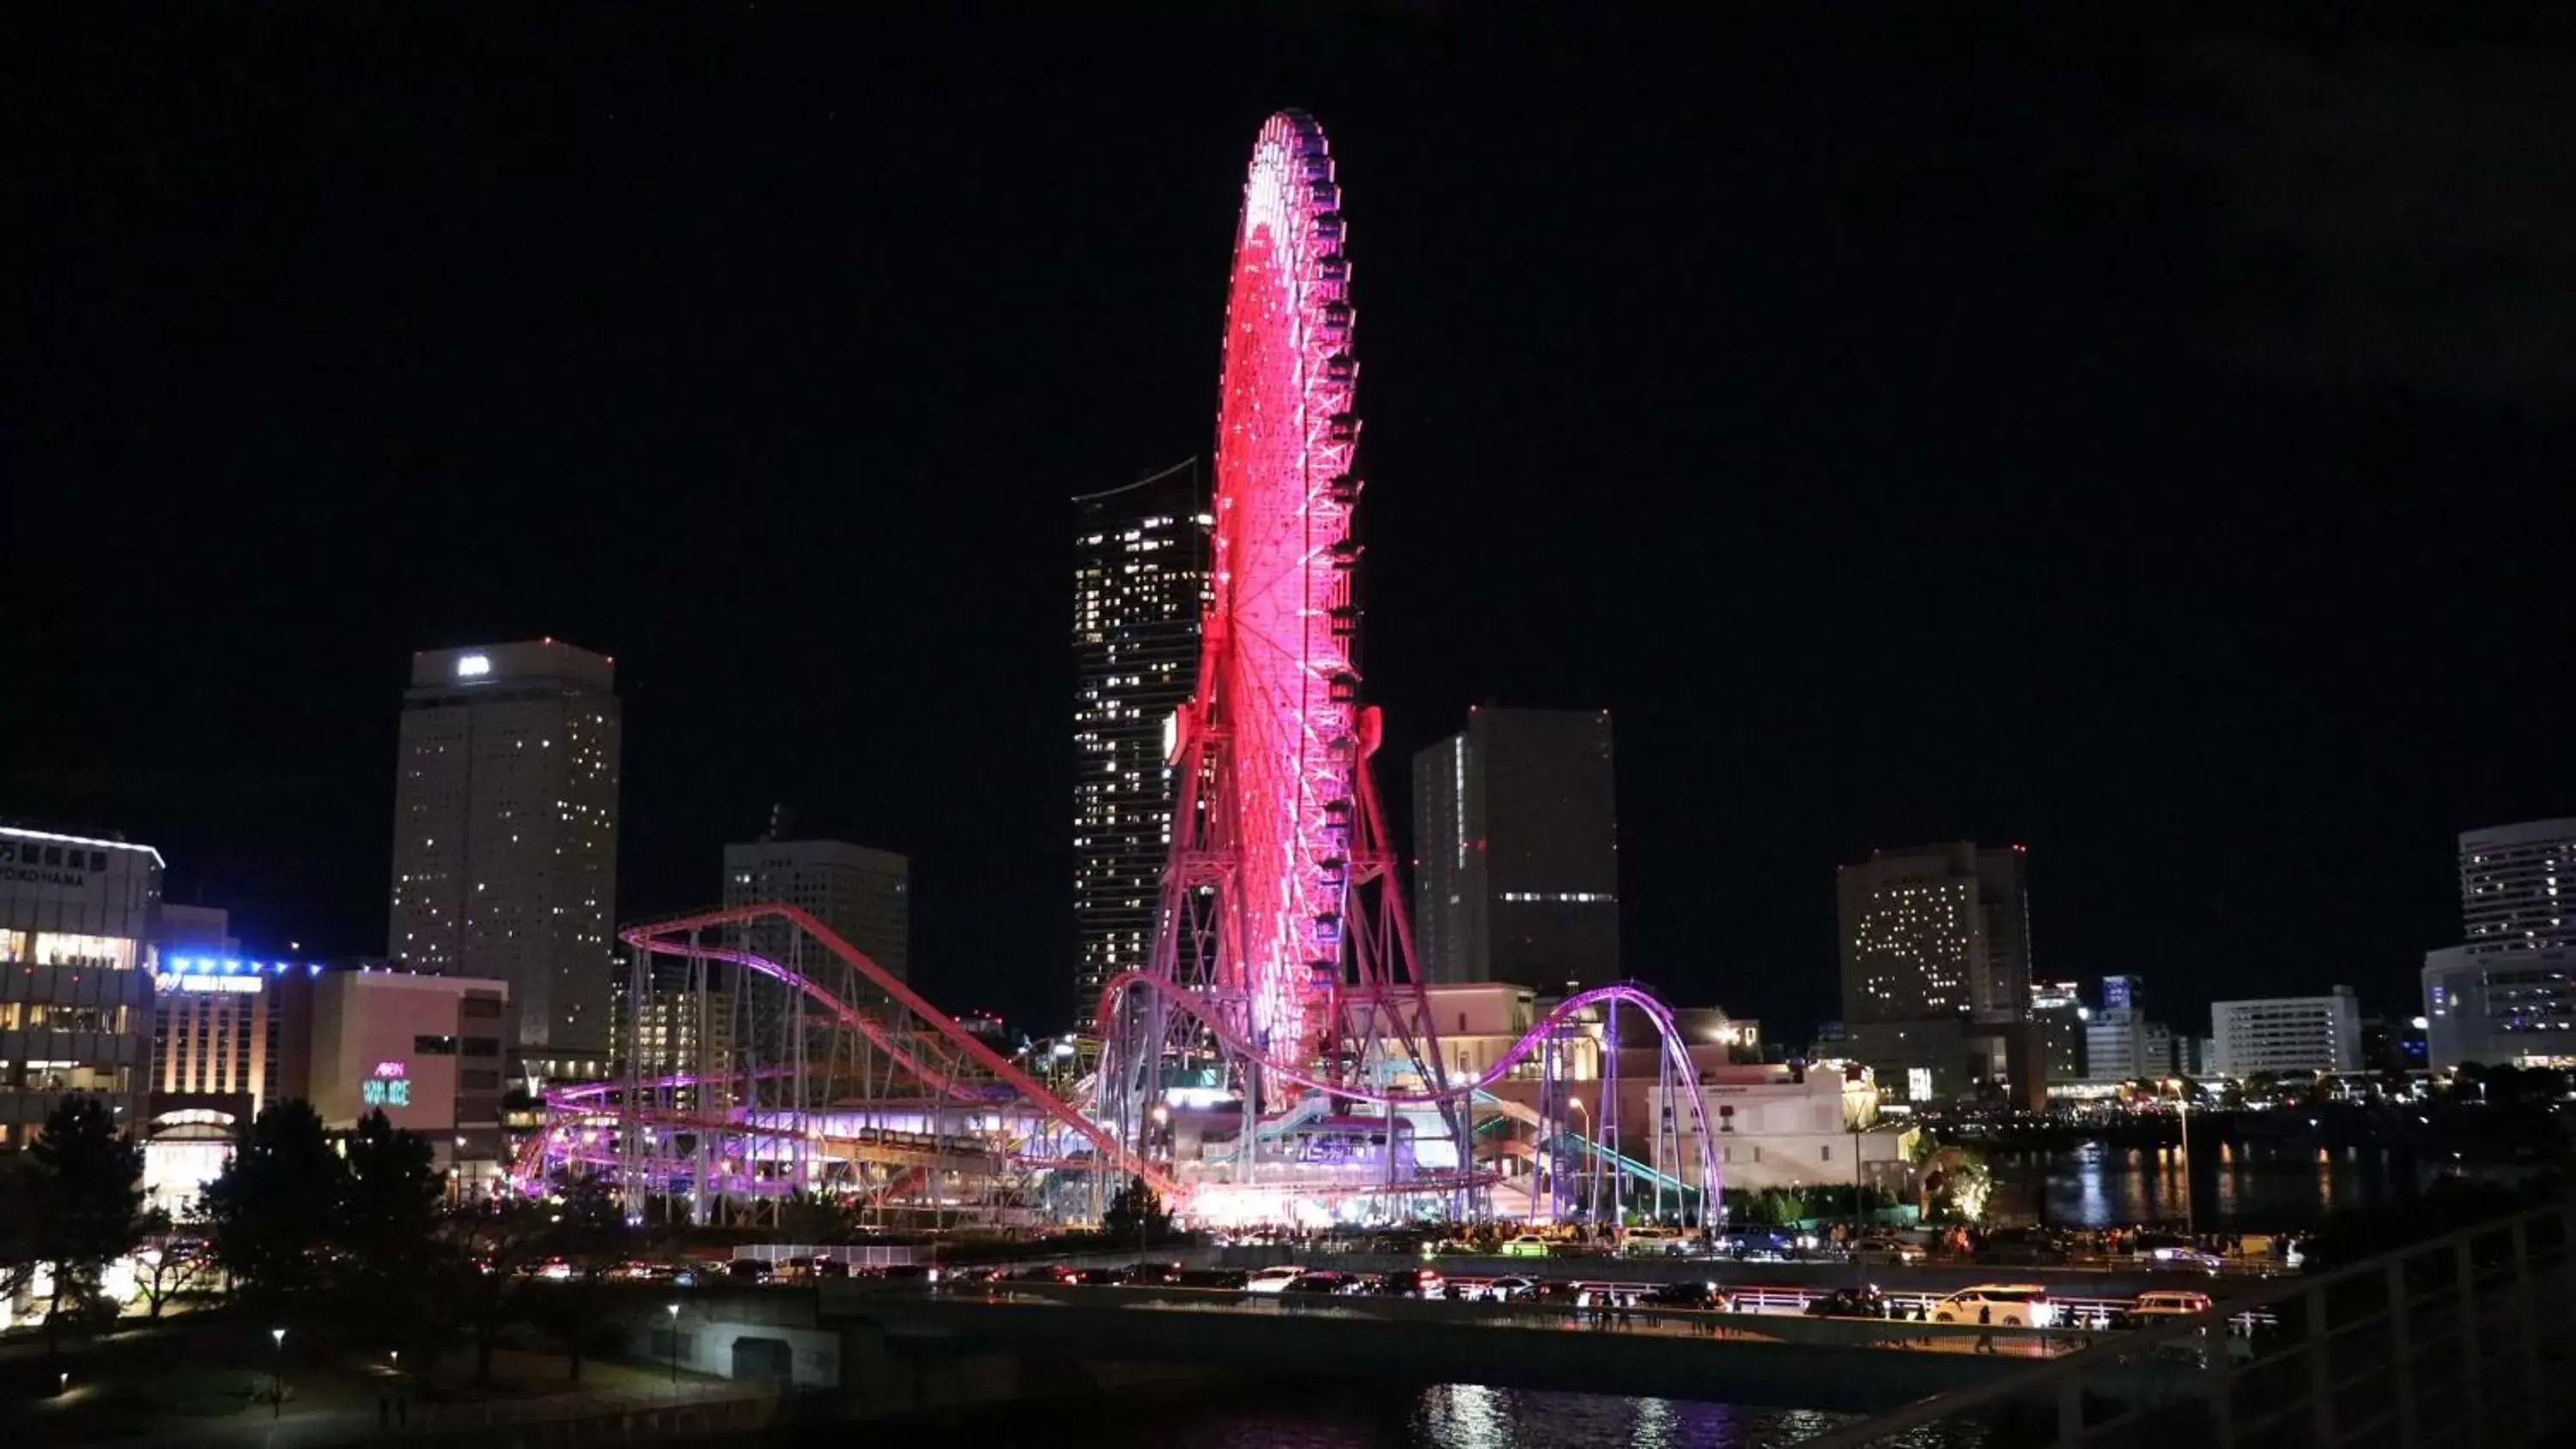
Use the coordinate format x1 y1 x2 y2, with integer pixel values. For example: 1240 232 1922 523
1793 1197 2576 1449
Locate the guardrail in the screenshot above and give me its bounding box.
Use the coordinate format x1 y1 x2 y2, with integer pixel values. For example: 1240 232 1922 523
1791 1197 2576 1449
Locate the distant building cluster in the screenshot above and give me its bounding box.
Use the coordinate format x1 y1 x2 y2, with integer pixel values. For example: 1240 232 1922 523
7 628 937 1219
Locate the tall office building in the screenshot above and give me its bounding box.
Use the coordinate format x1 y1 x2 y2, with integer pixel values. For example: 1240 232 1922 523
1410 708 1621 989
387 640 621 1060
1072 462 1212 1018
1837 842 2032 1025
722 837 909 997
2458 819 2576 951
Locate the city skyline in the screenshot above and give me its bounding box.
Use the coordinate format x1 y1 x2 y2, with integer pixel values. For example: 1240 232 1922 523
11 11 2574 1040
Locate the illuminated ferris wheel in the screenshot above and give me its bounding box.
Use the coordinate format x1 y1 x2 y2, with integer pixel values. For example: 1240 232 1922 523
1094 112 1722 1223
1100 111 1445 1114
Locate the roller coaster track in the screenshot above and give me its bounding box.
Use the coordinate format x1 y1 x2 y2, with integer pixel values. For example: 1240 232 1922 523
619 903 1189 1201
519 909 1721 1217
1097 974 1723 1203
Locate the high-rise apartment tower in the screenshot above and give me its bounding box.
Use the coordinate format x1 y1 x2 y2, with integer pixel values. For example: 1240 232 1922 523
1071 462 1212 1020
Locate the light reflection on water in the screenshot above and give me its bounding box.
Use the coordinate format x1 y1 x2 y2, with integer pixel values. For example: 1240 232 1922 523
887 1385 1983 1449
1992 1142 2425 1228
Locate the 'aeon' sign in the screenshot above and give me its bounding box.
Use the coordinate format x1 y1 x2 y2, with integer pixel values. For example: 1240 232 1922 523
362 1059 411 1108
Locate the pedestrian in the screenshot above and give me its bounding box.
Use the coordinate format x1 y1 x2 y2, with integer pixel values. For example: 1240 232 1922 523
1975 1303 1995 1355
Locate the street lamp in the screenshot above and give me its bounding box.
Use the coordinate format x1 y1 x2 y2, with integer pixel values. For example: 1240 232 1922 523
665 1303 680 1389
270 1328 286 1419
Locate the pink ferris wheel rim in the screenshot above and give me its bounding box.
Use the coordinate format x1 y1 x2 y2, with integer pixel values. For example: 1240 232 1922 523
1206 110 1362 1055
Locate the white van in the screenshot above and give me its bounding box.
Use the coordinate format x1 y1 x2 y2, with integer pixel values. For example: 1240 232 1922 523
1931 1284 2057 1328
1244 1264 1307 1294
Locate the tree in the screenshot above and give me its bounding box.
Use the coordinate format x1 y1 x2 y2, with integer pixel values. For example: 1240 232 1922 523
777 1189 849 1246
130 1208 216 1318
0 1152 46 1313
1103 1175 1170 1249
27 1095 148 1373
201 1100 346 1310
337 1110 444 1342
440 1197 553 1385
525 1177 639 1383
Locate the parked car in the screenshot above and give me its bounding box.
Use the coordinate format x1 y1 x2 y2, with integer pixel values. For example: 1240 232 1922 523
1479 1275 1540 1301
942 1264 1000 1286
1805 1288 1893 1319
1931 1284 2057 1329
881 1263 939 1284
725 1258 773 1283
2135 1235 2225 1275
1978 1229 2074 1268
1076 1266 1130 1286
1621 1227 1691 1257
1642 1280 1725 1310
2129 1289 2215 1320
1176 1268 1250 1290
1284 1271 1365 1296
812 1258 851 1281
1376 1267 1447 1298
1244 1265 1307 1294
1123 1261 1184 1286
1849 1236 1925 1266
1501 1234 1554 1258
1009 1263 1078 1283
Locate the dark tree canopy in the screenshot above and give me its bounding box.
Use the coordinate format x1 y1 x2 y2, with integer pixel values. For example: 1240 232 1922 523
201 1100 346 1307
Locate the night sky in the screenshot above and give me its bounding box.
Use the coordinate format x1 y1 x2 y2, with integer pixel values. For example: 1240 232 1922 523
12 9 2575 1041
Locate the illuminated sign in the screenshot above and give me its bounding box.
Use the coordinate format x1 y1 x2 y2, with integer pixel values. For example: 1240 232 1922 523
456 653 492 679
164 956 322 982
1906 1067 1934 1101
362 1059 411 1108
155 974 264 995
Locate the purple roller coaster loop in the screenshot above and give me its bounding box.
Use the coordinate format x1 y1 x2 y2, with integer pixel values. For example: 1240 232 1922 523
1096 973 1724 1215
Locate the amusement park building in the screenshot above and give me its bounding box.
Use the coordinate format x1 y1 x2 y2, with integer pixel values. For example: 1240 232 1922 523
0 824 162 1144
387 640 621 1061
1410 708 1621 990
1071 461 1212 1017
1656 1063 1915 1195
